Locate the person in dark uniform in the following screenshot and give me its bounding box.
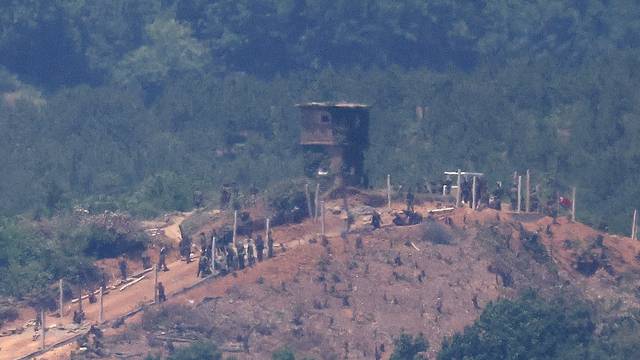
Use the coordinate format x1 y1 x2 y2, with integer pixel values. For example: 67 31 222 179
256 235 265 262
197 254 209 278
118 255 128 281
199 232 208 256
267 233 274 258
157 282 166 303
225 246 235 271
371 211 382 229
158 246 169 271
237 245 245 270
247 238 255 267
406 189 415 212
220 184 231 209
141 252 152 270
179 225 192 263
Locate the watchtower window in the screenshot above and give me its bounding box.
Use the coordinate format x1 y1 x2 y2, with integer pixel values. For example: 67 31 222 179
321 114 330 123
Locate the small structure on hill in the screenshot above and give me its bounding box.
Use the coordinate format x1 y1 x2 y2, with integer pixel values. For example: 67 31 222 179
296 102 369 188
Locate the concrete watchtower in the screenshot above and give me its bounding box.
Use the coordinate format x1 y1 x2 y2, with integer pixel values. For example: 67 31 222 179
296 102 369 189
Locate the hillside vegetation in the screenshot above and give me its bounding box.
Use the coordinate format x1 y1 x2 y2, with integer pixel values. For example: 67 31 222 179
1 0 640 304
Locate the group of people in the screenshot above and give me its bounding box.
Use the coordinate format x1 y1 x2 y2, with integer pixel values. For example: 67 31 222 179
176 227 277 279
219 233 275 273
418 172 554 213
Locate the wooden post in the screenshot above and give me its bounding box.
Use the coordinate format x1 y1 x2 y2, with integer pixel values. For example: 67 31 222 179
314 184 320 222
232 210 237 247
58 279 64 318
98 286 104 323
154 265 159 303
40 309 46 350
265 218 270 245
78 287 83 314
305 183 312 219
456 169 462 207
321 201 326 237
525 169 531 213
471 176 477 210
211 234 217 272
632 209 637 240
387 174 392 210
571 187 576 222
517 176 522 213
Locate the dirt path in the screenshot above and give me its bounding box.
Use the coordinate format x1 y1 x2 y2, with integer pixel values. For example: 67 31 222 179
0 205 347 360
0 212 196 360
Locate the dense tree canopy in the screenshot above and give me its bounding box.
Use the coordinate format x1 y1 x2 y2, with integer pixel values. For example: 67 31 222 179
1 0 640 298
437 292 640 359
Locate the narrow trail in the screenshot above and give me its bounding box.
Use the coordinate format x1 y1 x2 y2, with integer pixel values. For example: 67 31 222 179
0 205 344 360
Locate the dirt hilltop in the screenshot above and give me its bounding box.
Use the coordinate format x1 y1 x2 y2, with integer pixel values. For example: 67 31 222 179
4 193 640 360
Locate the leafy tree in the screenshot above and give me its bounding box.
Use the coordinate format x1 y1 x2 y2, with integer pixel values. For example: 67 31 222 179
438 292 594 360
390 332 428 360
114 17 210 85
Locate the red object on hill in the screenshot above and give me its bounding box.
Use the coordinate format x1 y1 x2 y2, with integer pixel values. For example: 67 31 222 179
559 196 572 208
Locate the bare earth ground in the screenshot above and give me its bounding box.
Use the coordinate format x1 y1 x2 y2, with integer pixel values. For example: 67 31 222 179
2 196 640 359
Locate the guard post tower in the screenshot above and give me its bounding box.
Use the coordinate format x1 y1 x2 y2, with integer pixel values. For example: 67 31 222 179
296 102 369 189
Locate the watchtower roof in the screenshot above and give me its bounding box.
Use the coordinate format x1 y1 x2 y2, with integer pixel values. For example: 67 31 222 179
295 101 369 110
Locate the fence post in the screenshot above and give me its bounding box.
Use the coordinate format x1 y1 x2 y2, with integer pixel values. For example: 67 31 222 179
387 174 392 210
59 279 64 318
78 287 83 314
232 210 237 247
40 309 46 350
571 187 576 222
472 176 477 210
314 183 320 222
305 183 312 219
517 176 522 213
153 265 159 304
321 201 326 237
456 169 462 207
265 218 270 246
98 286 104 323
632 209 637 240
525 169 531 213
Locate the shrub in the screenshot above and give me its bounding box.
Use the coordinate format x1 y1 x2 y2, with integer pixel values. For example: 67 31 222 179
265 179 309 226
168 341 221 360
420 221 452 245
0 301 18 326
81 224 146 259
272 347 296 360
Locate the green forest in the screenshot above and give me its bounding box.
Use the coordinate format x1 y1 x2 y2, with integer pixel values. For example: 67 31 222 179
2 0 640 322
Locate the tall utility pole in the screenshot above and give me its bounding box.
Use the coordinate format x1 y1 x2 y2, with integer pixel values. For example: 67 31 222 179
153 265 159 304
571 187 576 222
471 176 477 210
232 210 237 248
305 184 312 219
387 174 392 210
321 201 326 237
314 184 320 221
632 209 638 241
58 279 64 318
525 169 531 213
98 286 104 323
40 309 46 350
517 176 522 213
456 169 462 207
